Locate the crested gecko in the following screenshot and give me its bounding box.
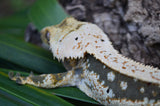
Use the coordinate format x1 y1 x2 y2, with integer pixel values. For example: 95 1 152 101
9 17 160 105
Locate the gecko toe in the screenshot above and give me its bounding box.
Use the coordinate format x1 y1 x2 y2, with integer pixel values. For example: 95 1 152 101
9 72 23 84
15 72 20 77
29 71 34 77
16 77 22 84
8 71 14 80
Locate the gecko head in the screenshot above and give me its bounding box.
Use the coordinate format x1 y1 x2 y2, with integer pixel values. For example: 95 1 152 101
41 17 88 60
41 17 110 61
41 17 82 45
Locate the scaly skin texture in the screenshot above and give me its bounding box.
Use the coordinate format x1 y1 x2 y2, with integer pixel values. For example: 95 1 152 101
9 17 160 105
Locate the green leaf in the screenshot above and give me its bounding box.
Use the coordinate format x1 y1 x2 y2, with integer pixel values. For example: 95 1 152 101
0 0 99 105
0 58 29 72
29 0 69 30
0 34 66 74
28 0 98 105
0 68 73 106
50 87 98 104
0 10 30 29
0 35 98 105
0 10 30 39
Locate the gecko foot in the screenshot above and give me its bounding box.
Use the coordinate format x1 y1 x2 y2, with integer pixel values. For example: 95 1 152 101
8 71 25 84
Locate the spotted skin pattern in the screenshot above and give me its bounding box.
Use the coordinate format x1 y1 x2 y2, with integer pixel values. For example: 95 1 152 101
9 18 160 105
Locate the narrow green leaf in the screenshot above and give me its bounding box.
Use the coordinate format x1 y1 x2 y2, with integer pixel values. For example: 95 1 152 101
0 89 32 106
0 0 99 105
0 58 30 72
0 68 98 105
0 35 98 104
0 68 73 106
29 0 69 30
0 29 25 39
50 87 99 104
0 35 66 74
0 10 30 29
0 10 30 39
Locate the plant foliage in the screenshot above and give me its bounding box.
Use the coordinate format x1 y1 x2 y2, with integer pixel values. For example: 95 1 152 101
0 0 98 105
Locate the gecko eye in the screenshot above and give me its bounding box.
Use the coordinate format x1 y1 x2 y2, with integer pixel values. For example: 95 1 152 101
45 31 50 42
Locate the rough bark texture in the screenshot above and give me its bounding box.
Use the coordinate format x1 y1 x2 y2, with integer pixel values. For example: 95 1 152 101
58 0 160 68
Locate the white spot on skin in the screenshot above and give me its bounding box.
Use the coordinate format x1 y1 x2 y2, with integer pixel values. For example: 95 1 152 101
143 97 149 104
38 81 40 85
149 99 155 104
133 78 138 82
87 59 89 63
101 81 105 85
140 87 145 93
107 72 115 82
106 88 115 98
42 74 54 87
103 65 106 69
87 63 90 67
120 81 128 90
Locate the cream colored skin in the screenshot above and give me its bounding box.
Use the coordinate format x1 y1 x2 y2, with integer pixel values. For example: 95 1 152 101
9 17 160 105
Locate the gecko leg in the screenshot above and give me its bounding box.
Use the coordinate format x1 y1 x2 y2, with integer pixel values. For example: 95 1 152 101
8 70 78 88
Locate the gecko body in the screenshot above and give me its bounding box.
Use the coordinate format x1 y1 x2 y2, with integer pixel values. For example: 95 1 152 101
9 17 160 105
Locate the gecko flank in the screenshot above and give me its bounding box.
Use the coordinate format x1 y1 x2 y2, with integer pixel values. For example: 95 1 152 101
9 17 160 105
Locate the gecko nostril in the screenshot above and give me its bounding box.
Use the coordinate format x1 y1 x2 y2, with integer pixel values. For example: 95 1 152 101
75 37 78 41
107 88 110 93
100 39 105 42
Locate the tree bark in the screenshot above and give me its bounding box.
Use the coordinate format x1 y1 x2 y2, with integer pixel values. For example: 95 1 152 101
59 0 160 68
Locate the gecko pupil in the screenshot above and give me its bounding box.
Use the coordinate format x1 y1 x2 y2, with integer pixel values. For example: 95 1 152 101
45 31 50 42
107 89 110 93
